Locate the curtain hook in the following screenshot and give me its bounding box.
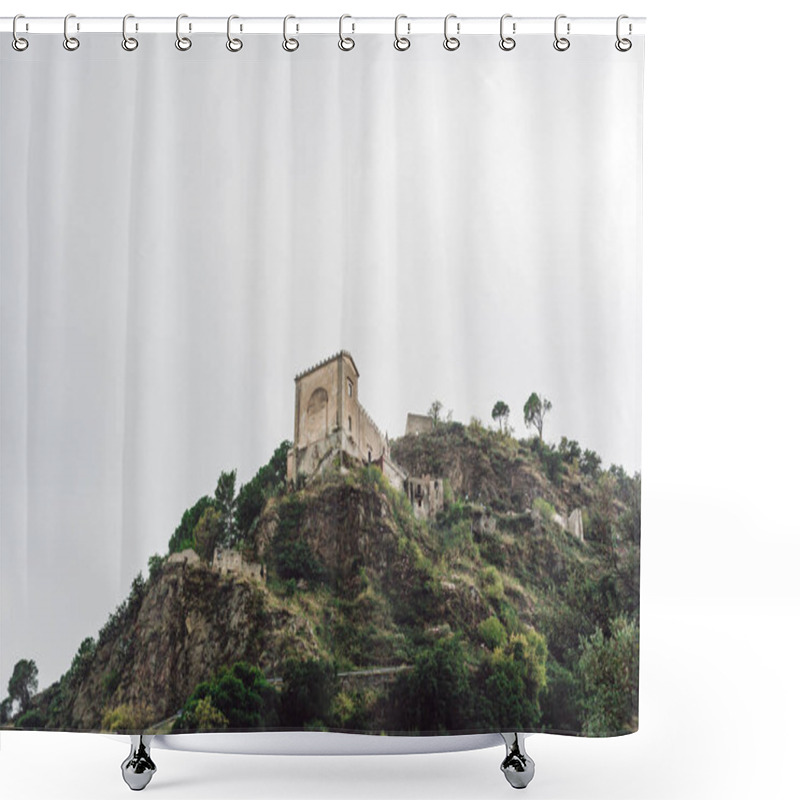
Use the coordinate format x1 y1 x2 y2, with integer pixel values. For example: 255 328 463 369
175 14 192 50
553 14 570 52
12 14 29 51
615 14 632 51
394 14 410 51
122 14 138 51
282 15 299 51
443 13 460 51
338 14 355 51
499 14 516 51
63 13 80 51
226 15 243 52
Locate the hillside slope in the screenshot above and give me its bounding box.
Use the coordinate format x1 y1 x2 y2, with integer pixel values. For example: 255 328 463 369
12 421 640 736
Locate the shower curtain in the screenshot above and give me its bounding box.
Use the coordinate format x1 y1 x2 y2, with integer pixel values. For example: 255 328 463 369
1 24 643 739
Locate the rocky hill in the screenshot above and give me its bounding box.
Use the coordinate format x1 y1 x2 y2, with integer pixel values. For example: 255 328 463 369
11 421 640 736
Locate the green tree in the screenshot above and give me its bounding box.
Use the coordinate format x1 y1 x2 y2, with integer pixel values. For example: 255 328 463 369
168 495 214 555
558 437 582 462
390 637 472 733
194 507 224 562
0 696 13 724
491 401 510 434
215 469 237 545
580 449 602 477
523 392 552 439
577 616 639 736
176 662 279 731
65 637 96 690
8 659 38 713
235 441 292 541
474 630 548 730
191 696 229 731
280 658 337 728
428 400 443 427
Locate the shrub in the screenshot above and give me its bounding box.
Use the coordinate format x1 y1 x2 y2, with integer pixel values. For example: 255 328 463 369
101 703 156 732
577 616 639 736
478 616 508 650
15 709 46 729
539 658 581 732
175 662 279 732
480 566 505 603
533 497 555 520
473 630 548 730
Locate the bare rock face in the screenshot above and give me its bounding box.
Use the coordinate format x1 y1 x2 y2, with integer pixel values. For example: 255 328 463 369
68 561 315 729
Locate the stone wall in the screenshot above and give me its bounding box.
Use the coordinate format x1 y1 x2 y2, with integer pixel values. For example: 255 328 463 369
212 547 265 583
405 413 434 436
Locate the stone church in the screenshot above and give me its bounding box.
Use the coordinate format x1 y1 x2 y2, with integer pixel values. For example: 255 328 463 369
286 351 444 519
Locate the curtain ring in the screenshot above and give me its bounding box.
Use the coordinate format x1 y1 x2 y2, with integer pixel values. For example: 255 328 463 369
394 14 410 51
175 14 192 50
615 14 632 51
63 13 80 51
122 14 138 51
226 15 243 52
338 14 355 51
282 15 299 51
443 14 460 51
553 14 570 51
499 14 516 51
12 15 29 51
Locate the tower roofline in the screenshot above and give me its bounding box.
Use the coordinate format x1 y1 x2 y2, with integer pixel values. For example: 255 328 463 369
294 350 359 382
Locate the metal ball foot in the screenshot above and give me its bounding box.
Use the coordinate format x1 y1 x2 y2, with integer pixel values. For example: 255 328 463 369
500 733 535 790
121 735 157 791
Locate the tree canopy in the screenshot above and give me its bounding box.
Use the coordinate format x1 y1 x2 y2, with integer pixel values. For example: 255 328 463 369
491 401 511 434
523 392 552 439
8 659 38 713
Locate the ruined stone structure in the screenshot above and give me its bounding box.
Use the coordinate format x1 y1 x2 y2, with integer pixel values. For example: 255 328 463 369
212 547 265 583
286 351 444 519
405 413 434 436
551 508 585 542
167 549 200 566
406 475 445 519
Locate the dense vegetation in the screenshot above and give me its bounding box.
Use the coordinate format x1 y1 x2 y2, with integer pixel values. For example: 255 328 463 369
3 419 639 737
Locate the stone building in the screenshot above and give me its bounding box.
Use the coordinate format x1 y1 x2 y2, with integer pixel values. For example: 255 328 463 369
286 351 406 492
286 351 444 520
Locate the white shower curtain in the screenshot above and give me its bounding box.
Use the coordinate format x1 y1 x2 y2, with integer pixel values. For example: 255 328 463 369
1 27 642 737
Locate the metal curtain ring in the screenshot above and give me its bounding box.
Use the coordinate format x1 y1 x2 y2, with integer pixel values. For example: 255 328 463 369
175 14 192 50
499 13 515 51
394 14 410 51
443 14 460 51
12 14 29 51
338 14 355 51
226 15 243 51
553 14 570 51
122 14 138 51
282 15 299 51
63 13 80 51
615 14 632 51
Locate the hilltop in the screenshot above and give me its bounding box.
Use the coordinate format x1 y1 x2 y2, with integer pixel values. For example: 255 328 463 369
5 420 639 736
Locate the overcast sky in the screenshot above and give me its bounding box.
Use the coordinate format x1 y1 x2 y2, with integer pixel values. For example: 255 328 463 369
1 33 642 692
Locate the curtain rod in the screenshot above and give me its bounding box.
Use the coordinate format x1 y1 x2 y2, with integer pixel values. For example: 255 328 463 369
1 16 646 36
